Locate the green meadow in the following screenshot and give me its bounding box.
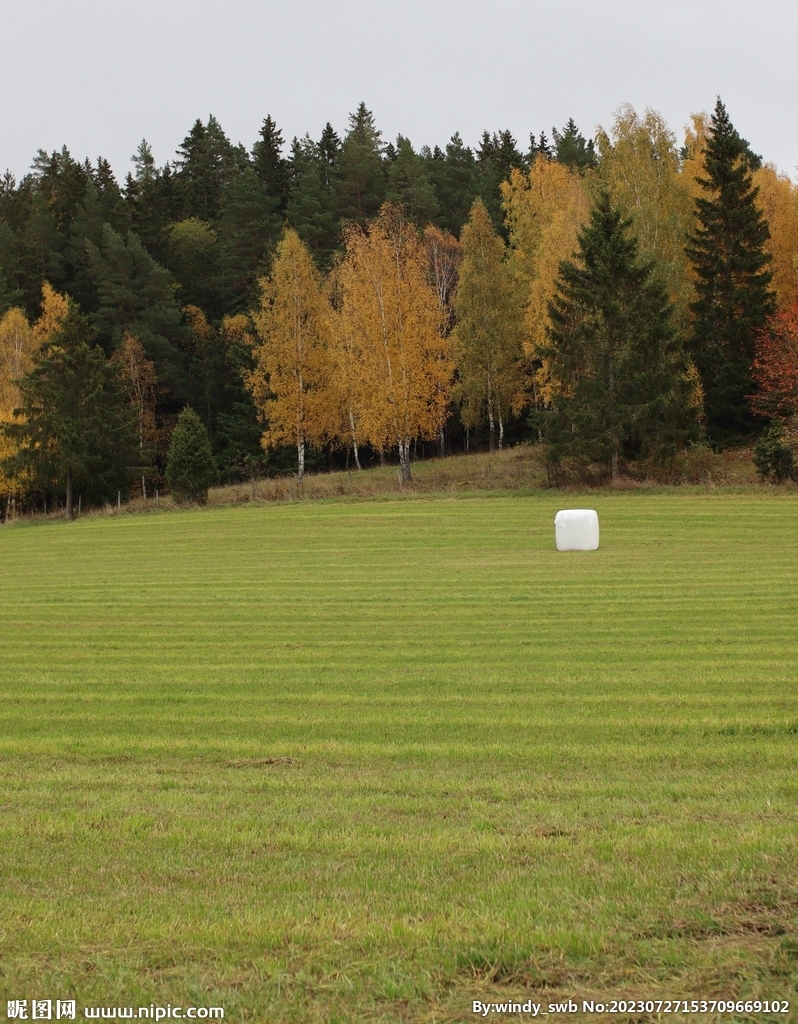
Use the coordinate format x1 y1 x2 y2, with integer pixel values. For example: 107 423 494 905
1 491 797 1022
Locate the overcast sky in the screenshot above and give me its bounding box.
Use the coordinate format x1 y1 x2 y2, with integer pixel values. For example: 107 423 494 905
3 0 797 182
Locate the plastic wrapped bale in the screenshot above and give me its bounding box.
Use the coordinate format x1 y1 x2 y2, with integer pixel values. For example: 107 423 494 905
554 509 599 551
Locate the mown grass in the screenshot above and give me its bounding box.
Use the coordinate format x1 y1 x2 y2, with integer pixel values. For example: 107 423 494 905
1 490 797 1021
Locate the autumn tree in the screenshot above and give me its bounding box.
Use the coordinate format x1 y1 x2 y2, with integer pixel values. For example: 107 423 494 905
339 204 451 480
0 307 37 505
595 105 694 332
453 199 525 451
501 157 589 412
424 226 462 454
113 333 158 497
0 284 65 505
3 301 135 518
752 165 798 311
247 229 333 483
750 303 798 422
686 99 775 441
541 191 697 480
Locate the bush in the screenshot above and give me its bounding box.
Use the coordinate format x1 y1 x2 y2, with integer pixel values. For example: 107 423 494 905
166 407 217 504
753 424 795 483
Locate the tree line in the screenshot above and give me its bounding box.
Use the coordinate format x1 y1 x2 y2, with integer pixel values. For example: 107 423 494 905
2 98 798 515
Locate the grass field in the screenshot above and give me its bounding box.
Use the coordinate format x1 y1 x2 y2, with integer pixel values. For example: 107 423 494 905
1 489 797 1022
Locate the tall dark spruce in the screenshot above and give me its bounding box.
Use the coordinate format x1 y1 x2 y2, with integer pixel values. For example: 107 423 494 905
541 191 697 480
686 99 774 442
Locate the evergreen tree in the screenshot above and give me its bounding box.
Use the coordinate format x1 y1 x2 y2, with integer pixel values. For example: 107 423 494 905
166 405 217 503
165 217 220 314
286 137 340 267
552 119 596 172
64 180 108 313
528 132 553 163
318 122 341 183
217 166 282 312
252 115 291 211
174 115 240 221
2 303 135 516
686 98 775 441
337 102 386 224
425 133 476 237
474 130 522 232
385 136 439 226
86 224 187 397
541 191 696 480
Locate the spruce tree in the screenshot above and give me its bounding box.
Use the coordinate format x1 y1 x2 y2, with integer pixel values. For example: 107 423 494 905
252 115 292 211
166 406 217 504
552 119 596 172
686 98 774 442
337 102 386 224
541 191 696 480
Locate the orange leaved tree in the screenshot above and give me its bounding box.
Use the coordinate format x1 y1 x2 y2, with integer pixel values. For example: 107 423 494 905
247 229 333 484
751 303 798 421
339 204 451 481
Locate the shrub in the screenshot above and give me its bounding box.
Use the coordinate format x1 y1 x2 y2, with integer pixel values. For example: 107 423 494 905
166 407 217 504
753 424 795 483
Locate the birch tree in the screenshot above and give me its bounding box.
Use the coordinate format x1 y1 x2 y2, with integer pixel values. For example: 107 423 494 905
339 204 451 481
453 199 524 451
247 229 333 484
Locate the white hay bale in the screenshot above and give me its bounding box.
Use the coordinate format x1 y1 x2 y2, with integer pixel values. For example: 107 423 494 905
554 509 599 551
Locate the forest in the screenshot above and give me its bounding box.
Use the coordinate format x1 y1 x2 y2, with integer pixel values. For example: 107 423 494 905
2 98 798 516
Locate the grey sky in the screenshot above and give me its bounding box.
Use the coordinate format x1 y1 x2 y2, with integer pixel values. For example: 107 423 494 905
3 0 797 181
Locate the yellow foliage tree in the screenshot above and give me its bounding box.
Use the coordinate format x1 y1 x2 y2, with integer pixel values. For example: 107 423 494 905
247 229 333 483
424 225 462 455
113 333 158 498
595 105 694 330
0 284 68 507
753 164 798 311
501 159 589 406
453 199 526 450
339 204 450 481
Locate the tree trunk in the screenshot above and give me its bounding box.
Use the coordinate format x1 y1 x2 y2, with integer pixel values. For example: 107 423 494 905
379 450 386 467
488 404 496 454
297 438 305 486
498 412 504 450
438 426 445 458
608 350 620 483
65 472 73 522
398 439 412 483
349 411 361 470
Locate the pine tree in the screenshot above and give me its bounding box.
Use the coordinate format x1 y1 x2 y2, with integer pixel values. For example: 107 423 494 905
542 191 697 480
166 406 217 504
686 98 775 441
